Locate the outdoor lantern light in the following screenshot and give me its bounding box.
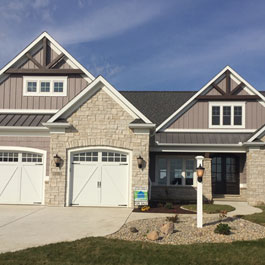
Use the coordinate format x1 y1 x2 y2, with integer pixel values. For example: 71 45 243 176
53 154 61 167
196 164 205 182
137 155 143 169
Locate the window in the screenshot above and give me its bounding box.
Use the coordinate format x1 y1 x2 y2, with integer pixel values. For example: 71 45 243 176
212 106 220 125
102 152 127 162
40 82 50 93
209 102 245 128
27 81 37 92
0 152 18 162
22 153 42 163
73 152 98 162
23 76 67 96
156 157 195 186
54 82 64 93
223 106 231 125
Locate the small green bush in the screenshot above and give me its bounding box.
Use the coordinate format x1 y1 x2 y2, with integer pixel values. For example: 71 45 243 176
166 214 179 223
164 202 173 209
214 223 231 235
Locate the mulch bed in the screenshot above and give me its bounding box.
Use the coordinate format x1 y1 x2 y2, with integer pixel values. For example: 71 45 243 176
133 203 194 214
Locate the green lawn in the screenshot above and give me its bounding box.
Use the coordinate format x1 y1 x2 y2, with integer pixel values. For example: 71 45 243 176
1 237 265 265
242 205 265 226
182 204 235 214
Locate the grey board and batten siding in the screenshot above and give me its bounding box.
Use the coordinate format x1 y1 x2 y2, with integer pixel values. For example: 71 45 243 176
0 136 50 176
0 114 52 127
168 100 265 130
0 75 88 109
0 43 89 109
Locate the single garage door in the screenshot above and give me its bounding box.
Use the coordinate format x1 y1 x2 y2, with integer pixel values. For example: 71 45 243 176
0 151 44 204
70 150 129 207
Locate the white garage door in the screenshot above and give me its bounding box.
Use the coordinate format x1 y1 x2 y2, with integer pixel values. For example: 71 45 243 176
0 151 44 204
70 150 129 207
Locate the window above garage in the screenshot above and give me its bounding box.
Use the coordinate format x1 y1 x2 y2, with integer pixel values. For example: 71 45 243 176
23 76 67 96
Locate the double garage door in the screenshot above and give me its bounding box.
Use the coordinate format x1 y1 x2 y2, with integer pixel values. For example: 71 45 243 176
70 150 129 207
0 151 44 204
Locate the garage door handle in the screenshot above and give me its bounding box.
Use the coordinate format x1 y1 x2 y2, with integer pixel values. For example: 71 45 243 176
97 181 101 188
119 163 128 165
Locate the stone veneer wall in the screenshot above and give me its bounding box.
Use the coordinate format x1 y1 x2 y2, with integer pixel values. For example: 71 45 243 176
203 158 212 201
46 88 150 206
246 138 265 205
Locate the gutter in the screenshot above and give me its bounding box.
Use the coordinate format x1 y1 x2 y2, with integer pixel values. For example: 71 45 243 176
42 122 71 128
155 141 244 147
129 123 156 129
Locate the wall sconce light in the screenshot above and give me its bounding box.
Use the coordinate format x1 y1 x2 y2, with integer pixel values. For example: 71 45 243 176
196 164 205 183
53 154 61 167
137 155 143 169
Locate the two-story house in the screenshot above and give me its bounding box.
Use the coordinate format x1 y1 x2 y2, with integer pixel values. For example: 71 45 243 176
0 32 264 207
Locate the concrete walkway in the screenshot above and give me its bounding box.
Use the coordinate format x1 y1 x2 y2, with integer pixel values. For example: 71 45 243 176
214 201 262 216
0 205 132 253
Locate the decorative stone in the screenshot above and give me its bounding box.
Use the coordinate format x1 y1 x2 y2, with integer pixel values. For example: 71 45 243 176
160 222 174 235
147 231 159 241
130 227 138 233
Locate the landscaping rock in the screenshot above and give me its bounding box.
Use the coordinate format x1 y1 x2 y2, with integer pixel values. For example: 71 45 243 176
160 222 174 235
130 227 138 233
147 231 159 241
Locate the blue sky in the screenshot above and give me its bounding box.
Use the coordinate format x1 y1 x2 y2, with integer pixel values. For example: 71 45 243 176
1 0 265 91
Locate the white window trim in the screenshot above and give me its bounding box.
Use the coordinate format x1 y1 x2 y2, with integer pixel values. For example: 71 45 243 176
23 76 67 96
209 102 245 128
155 155 196 187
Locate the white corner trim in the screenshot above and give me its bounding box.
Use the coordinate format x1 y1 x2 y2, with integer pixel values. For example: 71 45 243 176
240 183 247 188
48 76 152 124
0 109 58 114
0 32 95 83
164 128 255 133
156 66 265 132
247 125 265 142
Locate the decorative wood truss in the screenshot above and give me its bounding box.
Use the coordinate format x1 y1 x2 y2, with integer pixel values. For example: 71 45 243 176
197 70 259 100
5 37 83 75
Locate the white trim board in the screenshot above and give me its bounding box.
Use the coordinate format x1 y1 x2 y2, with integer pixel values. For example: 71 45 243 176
247 125 265 142
48 75 152 124
0 126 50 136
156 66 265 132
0 31 95 83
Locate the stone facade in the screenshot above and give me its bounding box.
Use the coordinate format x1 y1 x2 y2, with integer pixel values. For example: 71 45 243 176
246 145 265 206
202 158 212 201
46 88 150 206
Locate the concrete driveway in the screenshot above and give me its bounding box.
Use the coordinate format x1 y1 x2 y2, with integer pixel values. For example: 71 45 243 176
0 205 132 253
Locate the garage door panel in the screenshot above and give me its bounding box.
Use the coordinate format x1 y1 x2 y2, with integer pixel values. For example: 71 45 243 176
101 165 128 206
71 164 100 206
20 165 43 203
0 165 20 203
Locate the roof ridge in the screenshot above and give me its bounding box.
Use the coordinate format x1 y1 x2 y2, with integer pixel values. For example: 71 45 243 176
119 90 196 93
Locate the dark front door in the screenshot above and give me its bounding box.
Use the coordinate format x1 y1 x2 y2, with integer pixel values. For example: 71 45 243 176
211 155 239 195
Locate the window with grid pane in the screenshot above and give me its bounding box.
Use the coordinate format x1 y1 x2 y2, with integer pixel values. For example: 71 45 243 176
73 152 98 162
234 106 242 125
170 159 182 185
22 153 42 163
54 82 64 92
0 152 19 162
212 106 220 125
223 106 231 125
102 152 127 162
185 160 194 185
158 158 167 185
27 81 37 92
40 82 50 92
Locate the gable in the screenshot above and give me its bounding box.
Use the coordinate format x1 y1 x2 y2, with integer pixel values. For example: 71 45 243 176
157 66 265 132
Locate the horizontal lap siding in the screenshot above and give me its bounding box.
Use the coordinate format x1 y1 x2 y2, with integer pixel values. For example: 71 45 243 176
0 136 50 176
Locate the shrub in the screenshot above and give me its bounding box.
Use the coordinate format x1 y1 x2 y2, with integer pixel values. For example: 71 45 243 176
214 223 231 235
166 214 179 223
164 202 173 209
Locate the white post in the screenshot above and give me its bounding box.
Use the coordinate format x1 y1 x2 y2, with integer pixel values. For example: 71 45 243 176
196 156 204 228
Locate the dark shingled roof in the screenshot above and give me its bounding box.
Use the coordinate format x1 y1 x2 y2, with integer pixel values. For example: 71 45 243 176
155 132 253 145
130 119 145 124
120 91 196 126
0 114 53 127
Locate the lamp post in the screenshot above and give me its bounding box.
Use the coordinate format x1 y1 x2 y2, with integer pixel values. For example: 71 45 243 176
195 156 205 228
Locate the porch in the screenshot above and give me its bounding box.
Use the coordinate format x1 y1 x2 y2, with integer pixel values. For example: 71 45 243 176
149 152 247 203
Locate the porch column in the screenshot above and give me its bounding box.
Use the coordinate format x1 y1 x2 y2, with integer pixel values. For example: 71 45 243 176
196 156 204 228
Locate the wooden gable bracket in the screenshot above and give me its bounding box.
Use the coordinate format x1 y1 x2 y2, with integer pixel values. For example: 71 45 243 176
197 70 259 100
5 37 83 75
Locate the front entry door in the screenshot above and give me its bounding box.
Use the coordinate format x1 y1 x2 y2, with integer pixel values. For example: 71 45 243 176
211 155 239 195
